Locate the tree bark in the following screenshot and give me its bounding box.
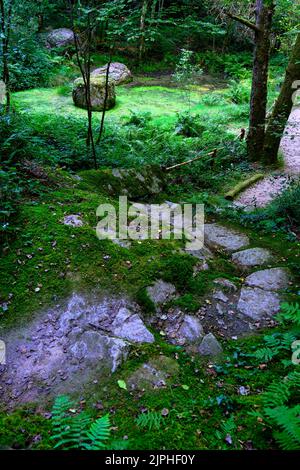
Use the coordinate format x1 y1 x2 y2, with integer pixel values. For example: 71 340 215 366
0 0 12 113
247 0 275 161
139 0 150 63
69 1 97 169
263 33 300 163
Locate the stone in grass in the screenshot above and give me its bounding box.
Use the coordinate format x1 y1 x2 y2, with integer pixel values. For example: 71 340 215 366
198 333 223 357
237 287 281 320
146 280 177 307
127 356 179 391
63 214 83 227
245 268 290 291
232 248 274 269
177 314 204 344
205 223 249 253
73 76 116 111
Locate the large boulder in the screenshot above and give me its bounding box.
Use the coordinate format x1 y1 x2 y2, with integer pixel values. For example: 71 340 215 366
91 62 133 85
46 28 74 49
72 76 116 111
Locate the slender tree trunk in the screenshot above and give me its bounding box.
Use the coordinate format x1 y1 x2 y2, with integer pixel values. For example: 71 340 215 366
139 0 150 63
247 0 274 160
69 1 97 169
96 53 112 145
0 0 12 113
263 33 300 163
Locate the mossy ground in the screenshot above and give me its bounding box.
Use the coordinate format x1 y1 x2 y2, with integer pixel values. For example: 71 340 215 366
1 75 299 451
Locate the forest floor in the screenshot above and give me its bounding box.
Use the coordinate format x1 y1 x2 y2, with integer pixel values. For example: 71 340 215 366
236 107 300 208
1 72 299 450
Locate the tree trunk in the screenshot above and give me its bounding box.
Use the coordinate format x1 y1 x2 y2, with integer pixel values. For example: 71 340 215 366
263 33 300 163
247 0 274 161
139 0 150 63
0 0 12 113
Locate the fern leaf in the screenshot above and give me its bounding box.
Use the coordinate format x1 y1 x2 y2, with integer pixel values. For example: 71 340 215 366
83 414 111 450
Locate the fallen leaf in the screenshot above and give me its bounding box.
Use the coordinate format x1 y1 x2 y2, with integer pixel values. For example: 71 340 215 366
117 380 127 391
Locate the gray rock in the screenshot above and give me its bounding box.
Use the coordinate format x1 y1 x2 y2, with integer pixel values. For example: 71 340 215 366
245 268 290 291
146 280 177 306
213 278 237 292
213 290 229 303
63 214 83 227
205 223 249 253
46 28 74 49
112 307 154 343
73 76 116 112
237 287 281 320
186 245 214 261
177 314 204 344
232 248 274 268
198 333 223 357
91 62 133 85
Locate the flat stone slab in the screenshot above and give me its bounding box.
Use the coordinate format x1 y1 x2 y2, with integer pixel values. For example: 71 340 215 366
245 268 290 291
237 287 281 320
232 248 274 268
205 223 249 253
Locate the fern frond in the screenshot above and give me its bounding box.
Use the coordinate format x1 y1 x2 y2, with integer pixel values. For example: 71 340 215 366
83 414 111 450
277 303 300 326
262 381 291 408
135 411 163 431
265 405 300 450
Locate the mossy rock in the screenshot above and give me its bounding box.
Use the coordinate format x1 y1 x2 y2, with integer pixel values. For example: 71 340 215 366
127 356 179 391
72 76 116 111
79 165 166 199
91 62 133 85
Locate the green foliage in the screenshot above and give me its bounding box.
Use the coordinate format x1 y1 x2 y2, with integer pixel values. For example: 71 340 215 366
51 395 112 450
174 112 206 137
135 412 163 431
124 110 152 128
253 371 300 450
197 52 252 79
161 254 195 291
278 302 300 326
226 80 251 105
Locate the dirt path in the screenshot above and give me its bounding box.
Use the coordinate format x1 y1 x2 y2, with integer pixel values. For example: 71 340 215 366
236 107 300 208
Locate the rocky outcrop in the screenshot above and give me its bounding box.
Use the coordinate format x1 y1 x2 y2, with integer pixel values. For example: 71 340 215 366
72 76 116 111
80 165 166 199
0 294 154 406
91 62 133 85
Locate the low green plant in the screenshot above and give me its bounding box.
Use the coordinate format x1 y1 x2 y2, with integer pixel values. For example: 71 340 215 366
51 395 123 450
135 412 163 431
